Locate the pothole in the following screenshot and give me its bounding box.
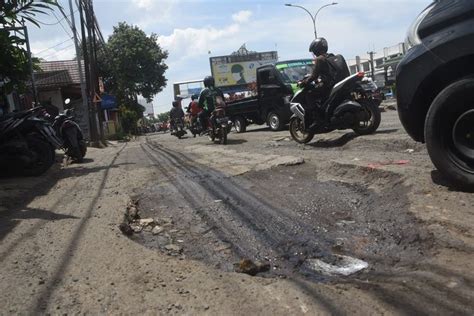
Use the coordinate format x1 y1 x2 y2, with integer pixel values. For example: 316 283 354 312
127 147 432 282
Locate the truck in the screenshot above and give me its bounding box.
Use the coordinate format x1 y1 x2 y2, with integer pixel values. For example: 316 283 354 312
226 59 314 133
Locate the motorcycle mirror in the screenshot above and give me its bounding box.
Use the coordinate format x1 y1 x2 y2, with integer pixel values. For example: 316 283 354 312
64 98 71 105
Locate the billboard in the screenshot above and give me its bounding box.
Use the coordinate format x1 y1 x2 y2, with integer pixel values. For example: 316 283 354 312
210 51 278 88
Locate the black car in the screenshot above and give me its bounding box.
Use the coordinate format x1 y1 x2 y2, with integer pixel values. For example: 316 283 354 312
396 0 474 190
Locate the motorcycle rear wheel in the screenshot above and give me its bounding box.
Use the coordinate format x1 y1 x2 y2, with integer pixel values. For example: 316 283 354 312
289 117 314 144
353 100 381 135
220 129 227 145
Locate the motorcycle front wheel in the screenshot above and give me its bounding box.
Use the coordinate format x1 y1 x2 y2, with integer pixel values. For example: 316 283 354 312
289 117 314 144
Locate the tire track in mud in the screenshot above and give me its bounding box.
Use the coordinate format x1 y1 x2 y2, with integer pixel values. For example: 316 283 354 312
140 139 359 279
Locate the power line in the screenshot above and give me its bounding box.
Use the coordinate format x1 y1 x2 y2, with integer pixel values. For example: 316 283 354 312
37 9 78 26
51 9 73 38
39 43 75 60
34 37 73 56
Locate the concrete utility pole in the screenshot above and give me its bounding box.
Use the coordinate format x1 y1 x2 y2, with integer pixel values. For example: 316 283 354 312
68 0 91 139
368 51 375 80
78 0 106 145
78 0 99 144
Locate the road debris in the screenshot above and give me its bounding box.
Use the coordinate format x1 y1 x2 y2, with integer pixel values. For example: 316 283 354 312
235 259 271 276
152 226 164 235
164 244 183 253
119 223 134 236
303 255 368 276
368 160 409 169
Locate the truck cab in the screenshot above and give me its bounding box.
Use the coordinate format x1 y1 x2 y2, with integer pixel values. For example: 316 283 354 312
226 64 294 132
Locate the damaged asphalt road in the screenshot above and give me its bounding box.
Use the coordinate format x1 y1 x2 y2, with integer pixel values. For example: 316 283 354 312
136 139 428 282
1 110 473 314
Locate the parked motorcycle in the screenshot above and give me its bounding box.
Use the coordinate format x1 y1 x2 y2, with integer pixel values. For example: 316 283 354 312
51 106 87 163
0 107 62 176
170 118 187 139
289 71 381 144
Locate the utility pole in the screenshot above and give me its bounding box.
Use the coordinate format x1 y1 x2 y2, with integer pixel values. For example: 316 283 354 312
84 0 104 145
88 0 105 143
368 51 375 80
78 0 100 144
68 0 91 139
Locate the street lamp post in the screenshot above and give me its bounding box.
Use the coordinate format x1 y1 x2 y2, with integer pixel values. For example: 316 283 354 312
285 2 338 39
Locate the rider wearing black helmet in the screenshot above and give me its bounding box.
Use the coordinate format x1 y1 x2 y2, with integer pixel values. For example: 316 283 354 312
170 98 185 130
301 38 334 99
198 76 225 133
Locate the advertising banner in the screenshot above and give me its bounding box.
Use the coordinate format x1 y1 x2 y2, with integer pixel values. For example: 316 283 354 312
210 51 278 88
211 60 277 87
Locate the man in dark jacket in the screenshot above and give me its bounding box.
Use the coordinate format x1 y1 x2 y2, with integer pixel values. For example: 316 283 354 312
170 99 185 130
198 76 225 133
300 37 335 107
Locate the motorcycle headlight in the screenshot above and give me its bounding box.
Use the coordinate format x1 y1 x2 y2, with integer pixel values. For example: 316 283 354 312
405 3 435 51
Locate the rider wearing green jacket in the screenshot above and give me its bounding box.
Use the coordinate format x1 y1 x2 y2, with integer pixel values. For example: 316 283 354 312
198 76 225 132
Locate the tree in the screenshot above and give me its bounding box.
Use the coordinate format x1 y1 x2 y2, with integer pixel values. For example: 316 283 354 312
0 1 58 94
156 111 170 123
100 22 168 103
98 22 168 133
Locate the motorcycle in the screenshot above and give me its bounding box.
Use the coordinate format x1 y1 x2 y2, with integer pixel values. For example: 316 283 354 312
170 118 187 139
0 106 62 176
207 106 232 145
185 113 200 138
289 71 381 144
45 100 87 162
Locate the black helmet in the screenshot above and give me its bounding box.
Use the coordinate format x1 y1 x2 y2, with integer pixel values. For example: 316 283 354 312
203 76 215 88
191 94 198 100
309 37 328 56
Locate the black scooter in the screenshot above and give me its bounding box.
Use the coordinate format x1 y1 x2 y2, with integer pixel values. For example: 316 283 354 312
289 72 381 144
0 107 62 176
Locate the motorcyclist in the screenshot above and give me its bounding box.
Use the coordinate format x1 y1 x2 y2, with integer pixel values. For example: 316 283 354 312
186 94 200 125
198 76 225 133
299 38 335 109
169 99 185 132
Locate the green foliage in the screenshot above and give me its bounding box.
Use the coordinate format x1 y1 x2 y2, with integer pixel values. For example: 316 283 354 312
119 105 139 134
156 111 170 123
0 0 59 94
99 22 168 104
96 22 168 134
0 1 59 27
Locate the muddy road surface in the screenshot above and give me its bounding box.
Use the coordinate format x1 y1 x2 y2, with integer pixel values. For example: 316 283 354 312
1 109 473 314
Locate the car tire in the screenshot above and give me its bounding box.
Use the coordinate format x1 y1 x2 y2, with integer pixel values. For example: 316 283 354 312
234 117 247 133
425 78 474 191
267 112 283 131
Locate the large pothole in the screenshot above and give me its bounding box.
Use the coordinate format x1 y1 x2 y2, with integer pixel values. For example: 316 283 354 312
128 146 432 282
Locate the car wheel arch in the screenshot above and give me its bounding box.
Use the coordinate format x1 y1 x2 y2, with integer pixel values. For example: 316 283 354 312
411 55 474 142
